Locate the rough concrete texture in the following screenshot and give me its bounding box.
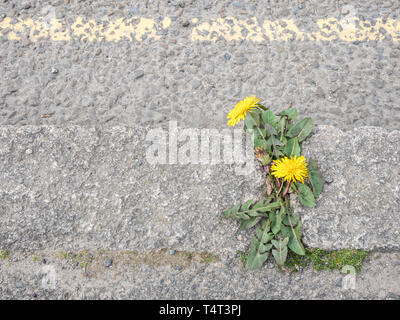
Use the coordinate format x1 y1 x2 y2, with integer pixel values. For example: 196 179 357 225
0 0 400 300
0 125 264 254
0 250 399 299
0 0 400 130
0 125 398 253
293 125 400 250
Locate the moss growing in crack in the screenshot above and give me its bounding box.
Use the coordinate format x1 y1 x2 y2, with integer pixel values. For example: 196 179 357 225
285 248 368 273
0 250 9 260
236 250 248 268
199 252 218 264
59 250 73 260
57 250 94 269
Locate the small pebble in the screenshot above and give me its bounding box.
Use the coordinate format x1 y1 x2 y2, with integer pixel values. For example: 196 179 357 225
325 176 334 184
169 249 175 255
134 69 144 79
25 148 32 155
104 258 113 268
224 53 231 61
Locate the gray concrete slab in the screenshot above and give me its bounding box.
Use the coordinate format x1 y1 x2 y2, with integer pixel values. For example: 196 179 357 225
293 125 400 250
0 125 264 253
0 125 398 253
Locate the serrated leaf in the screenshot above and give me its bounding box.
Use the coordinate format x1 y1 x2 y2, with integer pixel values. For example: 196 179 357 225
272 206 285 235
262 232 274 244
234 212 250 220
271 136 284 146
255 127 267 139
297 118 312 142
279 107 298 120
271 237 289 266
253 200 265 210
222 209 231 218
248 220 272 270
288 223 305 255
284 137 301 157
241 200 254 212
247 249 268 270
256 227 263 239
277 117 286 134
308 158 323 198
269 211 276 230
264 123 278 136
232 203 241 214
247 211 265 217
259 243 273 254
297 183 316 208
283 214 299 226
260 219 269 229
281 225 292 240
240 217 261 230
262 109 278 127
244 111 260 129
287 118 312 142
268 135 284 159
254 201 281 212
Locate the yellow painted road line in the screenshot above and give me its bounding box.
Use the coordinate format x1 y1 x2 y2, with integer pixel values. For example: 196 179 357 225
0 16 171 42
0 16 399 42
192 17 400 42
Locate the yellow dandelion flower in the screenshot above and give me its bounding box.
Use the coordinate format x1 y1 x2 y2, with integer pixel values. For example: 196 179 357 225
227 95 262 127
271 156 308 184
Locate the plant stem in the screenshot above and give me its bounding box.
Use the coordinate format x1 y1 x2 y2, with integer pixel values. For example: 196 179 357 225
280 117 286 141
282 181 291 198
277 178 284 194
275 177 281 189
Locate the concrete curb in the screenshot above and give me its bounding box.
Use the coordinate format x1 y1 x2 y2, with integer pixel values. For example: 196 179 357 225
0 125 399 253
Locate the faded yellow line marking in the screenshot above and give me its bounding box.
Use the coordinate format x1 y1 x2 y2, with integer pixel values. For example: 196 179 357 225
192 17 400 42
0 16 170 42
0 16 399 42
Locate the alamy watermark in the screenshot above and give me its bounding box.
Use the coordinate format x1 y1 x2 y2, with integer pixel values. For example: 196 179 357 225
341 265 356 290
145 121 255 175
